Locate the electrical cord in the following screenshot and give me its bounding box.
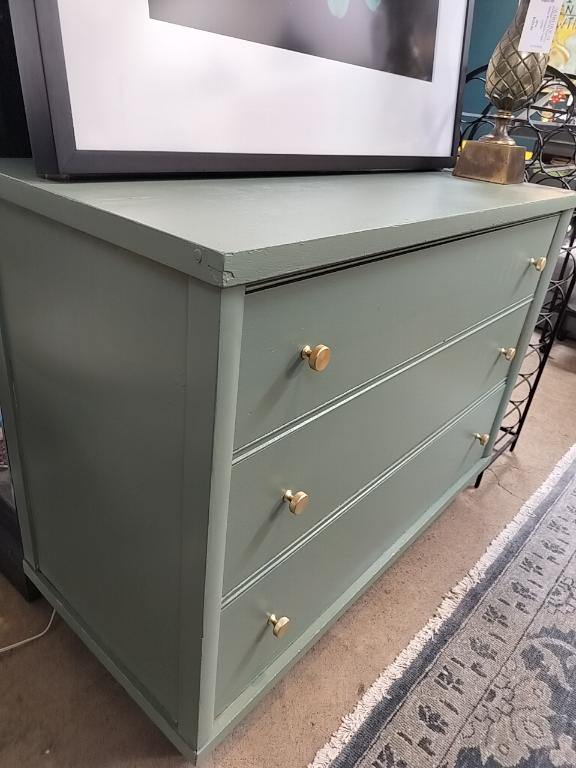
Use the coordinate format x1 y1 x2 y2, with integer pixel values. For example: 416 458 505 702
0 607 56 655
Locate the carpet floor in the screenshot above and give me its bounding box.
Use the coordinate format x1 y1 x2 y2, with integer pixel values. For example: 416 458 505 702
0 341 575 768
312 444 576 768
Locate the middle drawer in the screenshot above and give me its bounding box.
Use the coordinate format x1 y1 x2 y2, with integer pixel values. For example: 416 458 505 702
224 305 527 595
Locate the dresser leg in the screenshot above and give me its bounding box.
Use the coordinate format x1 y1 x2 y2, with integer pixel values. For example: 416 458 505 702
474 472 485 489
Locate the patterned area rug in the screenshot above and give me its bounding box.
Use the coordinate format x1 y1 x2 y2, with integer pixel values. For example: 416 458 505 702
311 446 576 768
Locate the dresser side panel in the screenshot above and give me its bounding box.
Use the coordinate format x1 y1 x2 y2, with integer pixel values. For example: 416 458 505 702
0 199 194 721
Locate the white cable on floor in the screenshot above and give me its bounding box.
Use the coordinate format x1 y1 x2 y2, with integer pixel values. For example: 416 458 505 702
0 607 56 655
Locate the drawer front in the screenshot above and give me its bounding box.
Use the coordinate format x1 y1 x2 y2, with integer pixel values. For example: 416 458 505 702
235 218 556 449
224 305 527 594
217 387 503 713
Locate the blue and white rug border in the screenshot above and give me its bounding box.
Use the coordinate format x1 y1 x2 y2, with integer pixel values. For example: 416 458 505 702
309 444 576 768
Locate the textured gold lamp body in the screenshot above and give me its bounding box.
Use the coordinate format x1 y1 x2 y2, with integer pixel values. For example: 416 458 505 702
454 0 550 185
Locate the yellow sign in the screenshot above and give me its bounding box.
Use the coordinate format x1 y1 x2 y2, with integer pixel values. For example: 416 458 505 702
551 2 576 72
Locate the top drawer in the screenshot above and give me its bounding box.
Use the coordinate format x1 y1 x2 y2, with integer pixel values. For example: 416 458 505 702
235 217 556 449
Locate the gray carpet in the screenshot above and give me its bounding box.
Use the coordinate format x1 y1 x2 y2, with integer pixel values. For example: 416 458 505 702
312 447 576 768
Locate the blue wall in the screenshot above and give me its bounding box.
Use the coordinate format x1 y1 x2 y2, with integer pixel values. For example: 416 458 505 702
464 0 517 115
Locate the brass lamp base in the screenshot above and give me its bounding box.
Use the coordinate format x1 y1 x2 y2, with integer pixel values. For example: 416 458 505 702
453 140 525 185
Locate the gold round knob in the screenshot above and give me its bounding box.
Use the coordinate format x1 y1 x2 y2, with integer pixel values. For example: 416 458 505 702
283 489 309 516
499 347 517 362
301 344 332 372
268 614 290 639
474 433 490 447
530 257 547 273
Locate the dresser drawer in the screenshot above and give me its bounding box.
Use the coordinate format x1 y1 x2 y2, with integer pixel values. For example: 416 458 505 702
235 218 555 449
224 305 527 594
217 387 503 713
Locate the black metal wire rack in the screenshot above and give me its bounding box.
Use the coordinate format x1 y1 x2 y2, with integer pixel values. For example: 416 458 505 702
461 66 576 485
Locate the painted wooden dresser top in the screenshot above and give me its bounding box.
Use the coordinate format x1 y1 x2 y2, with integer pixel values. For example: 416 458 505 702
1 159 575 287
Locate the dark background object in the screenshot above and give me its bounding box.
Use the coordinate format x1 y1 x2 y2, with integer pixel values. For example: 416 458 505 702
0 0 35 599
0 0 30 157
0 491 38 600
149 0 440 81
0 416 37 599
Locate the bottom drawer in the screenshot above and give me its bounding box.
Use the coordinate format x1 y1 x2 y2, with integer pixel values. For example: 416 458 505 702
216 386 504 713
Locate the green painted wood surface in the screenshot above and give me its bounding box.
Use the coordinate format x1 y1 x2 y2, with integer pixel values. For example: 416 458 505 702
234 219 553 449
226 305 528 595
217 387 504 713
0 168 572 762
0 199 220 728
191 287 245 749
210 457 494 759
0 160 575 287
22 564 198 763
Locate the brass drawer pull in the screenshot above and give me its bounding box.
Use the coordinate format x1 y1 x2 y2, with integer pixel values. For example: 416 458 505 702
301 344 332 372
474 433 490 447
529 257 547 272
283 489 309 516
499 346 517 361
268 614 290 639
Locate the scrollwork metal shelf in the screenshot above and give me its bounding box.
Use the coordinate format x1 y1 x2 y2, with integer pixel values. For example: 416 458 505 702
461 66 576 486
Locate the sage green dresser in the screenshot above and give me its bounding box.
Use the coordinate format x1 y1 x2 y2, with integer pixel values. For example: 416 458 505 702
0 159 574 761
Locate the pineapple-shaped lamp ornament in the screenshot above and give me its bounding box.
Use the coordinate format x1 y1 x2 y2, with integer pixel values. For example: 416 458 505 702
455 0 556 185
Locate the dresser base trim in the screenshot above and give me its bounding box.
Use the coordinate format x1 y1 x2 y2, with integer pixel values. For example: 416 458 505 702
21 563 198 762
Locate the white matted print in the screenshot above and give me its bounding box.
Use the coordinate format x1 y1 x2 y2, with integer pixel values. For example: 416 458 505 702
10 0 473 175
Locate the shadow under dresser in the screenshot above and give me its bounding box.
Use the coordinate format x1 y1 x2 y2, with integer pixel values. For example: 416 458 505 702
0 160 574 761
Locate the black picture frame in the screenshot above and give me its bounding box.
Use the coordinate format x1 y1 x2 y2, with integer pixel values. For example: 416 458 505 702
8 0 475 179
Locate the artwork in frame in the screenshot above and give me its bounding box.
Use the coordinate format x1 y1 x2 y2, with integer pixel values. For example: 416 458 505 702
9 0 474 178
551 2 576 73
148 0 440 80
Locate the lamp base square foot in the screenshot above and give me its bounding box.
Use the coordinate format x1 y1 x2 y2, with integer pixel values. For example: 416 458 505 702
453 140 526 185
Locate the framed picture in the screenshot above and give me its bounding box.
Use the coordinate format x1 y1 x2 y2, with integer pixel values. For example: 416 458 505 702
9 0 474 178
551 3 576 74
